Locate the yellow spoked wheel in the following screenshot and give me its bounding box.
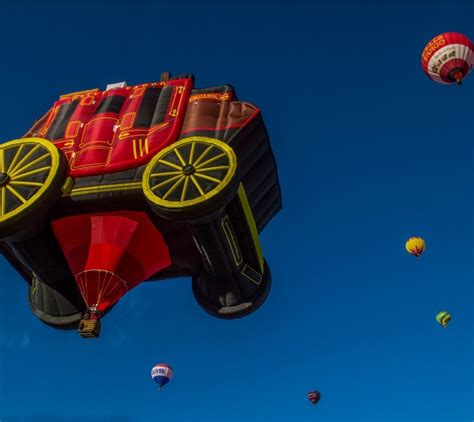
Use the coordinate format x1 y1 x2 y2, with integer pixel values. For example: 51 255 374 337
0 137 67 240
143 137 239 221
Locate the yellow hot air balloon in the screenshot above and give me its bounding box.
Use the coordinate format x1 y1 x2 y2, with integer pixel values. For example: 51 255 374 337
436 311 451 328
405 237 425 257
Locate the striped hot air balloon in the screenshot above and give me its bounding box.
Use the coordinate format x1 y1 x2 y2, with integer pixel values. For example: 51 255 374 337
421 32 474 85
436 311 451 328
151 363 174 391
307 390 321 405
405 237 425 258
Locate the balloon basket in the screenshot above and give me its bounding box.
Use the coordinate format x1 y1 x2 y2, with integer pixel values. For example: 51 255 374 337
78 318 101 338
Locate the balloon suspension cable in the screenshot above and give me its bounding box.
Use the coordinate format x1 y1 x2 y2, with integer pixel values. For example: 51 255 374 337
88 304 103 320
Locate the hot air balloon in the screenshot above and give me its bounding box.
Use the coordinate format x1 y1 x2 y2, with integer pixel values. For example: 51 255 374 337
421 32 474 85
151 363 174 391
308 390 321 405
405 237 425 257
0 72 282 338
436 311 451 328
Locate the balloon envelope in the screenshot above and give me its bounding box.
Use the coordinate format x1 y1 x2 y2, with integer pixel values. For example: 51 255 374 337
151 363 174 390
421 32 474 84
405 237 425 257
436 311 451 328
308 390 321 405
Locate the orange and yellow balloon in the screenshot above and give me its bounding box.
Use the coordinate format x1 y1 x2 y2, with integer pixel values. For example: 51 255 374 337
405 237 425 257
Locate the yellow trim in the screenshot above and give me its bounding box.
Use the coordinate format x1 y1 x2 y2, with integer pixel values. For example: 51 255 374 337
132 140 138 159
80 95 96 106
61 177 74 195
66 181 142 197
132 86 145 97
237 183 264 273
189 92 230 102
65 121 81 138
0 137 61 222
0 149 4 173
142 137 237 209
118 128 148 140
0 188 5 216
60 88 99 99
79 117 117 148
119 112 136 130
40 107 57 137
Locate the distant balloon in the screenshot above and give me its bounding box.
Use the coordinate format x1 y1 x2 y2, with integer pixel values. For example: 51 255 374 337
436 311 451 328
405 237 425 257
421 32 474 85
307 390 321 405
151 363 174 391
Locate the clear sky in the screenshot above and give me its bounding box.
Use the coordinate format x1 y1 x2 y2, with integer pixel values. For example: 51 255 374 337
0 1 473 421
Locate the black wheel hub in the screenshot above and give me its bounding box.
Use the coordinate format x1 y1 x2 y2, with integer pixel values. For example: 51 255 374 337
0 172 10 186
182 164 195 175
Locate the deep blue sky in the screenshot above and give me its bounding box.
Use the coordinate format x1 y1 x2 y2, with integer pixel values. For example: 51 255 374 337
0 1 473 421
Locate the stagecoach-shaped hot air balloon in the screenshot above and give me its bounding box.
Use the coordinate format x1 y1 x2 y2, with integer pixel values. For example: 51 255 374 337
0 72 282 338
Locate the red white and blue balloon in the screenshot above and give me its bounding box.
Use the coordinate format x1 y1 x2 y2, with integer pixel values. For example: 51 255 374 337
151 363 174 391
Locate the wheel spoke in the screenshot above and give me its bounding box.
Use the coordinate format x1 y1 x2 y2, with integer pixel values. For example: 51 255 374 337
197 165 229 172
6 185 27 204
11 166 51 180
180 176 190 201
190 175 205 195
189 142 196 165
0 187 5 216
162 176 185 200
151 174 182 192
193 145 214 167
150 171 182 177
194 173 222 184
6 144 24 173
0 149 5 174
156 159 182 171
174 148 186 166
10 152 50 178
195 152 227 170
10 181 43 187
9 145 40 175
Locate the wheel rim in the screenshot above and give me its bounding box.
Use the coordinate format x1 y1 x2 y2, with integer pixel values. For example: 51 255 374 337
143 137 237 209
0 138 61 223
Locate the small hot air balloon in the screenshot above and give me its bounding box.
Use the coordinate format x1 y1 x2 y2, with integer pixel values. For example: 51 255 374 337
436 311 451 328
151 363 174 391
307 390 321 405
405 237 425 258
421 32 474 85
